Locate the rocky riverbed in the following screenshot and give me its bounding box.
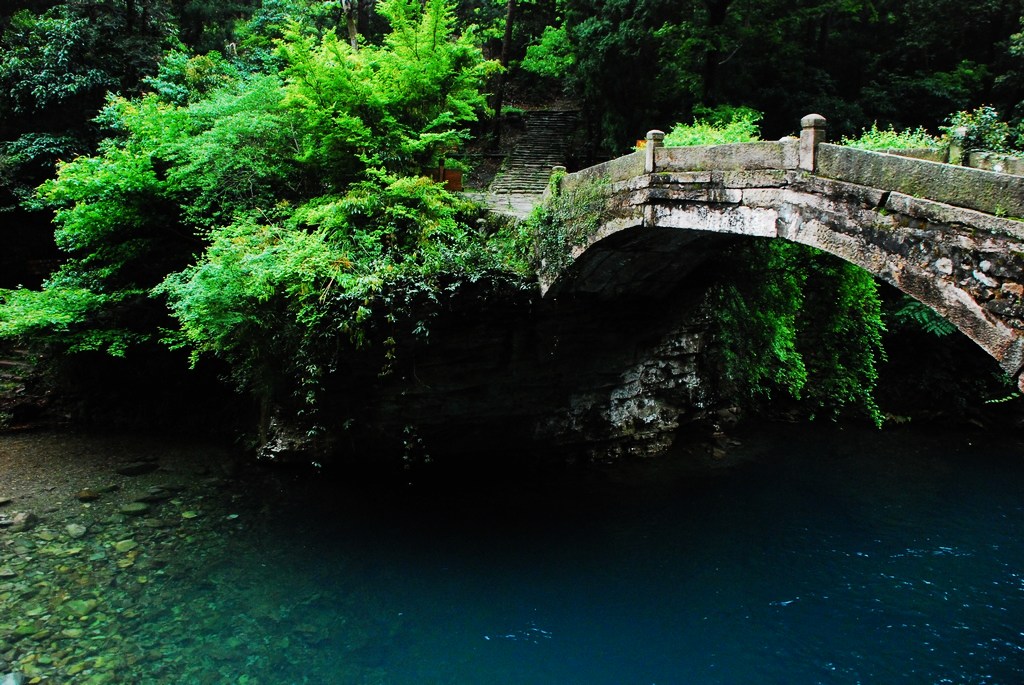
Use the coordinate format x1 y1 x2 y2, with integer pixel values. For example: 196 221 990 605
0 431 394 684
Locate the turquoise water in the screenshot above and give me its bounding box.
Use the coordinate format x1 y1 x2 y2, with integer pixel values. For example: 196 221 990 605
169 424 1024 684
3 424 1024 683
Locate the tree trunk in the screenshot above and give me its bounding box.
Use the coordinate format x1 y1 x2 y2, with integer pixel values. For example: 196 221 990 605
345 0 359 50
491 0 516 148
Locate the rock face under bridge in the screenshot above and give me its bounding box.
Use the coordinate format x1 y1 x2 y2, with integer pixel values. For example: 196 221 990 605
279 280 719 466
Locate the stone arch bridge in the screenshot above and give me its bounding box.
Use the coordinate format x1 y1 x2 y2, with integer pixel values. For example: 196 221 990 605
542 114 1024 391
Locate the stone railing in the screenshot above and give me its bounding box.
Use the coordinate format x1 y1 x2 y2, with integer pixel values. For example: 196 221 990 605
558 150 644 193
966 151 1024 176
815 144 1024 218
555 114 1024 220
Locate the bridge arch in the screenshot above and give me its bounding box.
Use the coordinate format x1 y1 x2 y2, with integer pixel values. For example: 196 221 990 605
540 117 1024 390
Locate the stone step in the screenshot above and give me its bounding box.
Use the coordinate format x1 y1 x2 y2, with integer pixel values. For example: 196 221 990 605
490 185 549 190
489 181 549 188
488 109 579 200
490 179 550 186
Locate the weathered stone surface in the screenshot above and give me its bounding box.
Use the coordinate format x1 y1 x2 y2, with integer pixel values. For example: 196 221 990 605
663 140 801 172
1002 282 1024 297
560 150 644 192
7 512 37 532
883 192 1024 240
967 151 1024 176
654 203 778 236
816 144 1024 218
881 148 947 163
533 295 713 461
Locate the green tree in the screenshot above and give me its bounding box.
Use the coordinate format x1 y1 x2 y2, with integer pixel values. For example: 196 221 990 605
1 0 523 427
558 0 1022 153
0 1 179 287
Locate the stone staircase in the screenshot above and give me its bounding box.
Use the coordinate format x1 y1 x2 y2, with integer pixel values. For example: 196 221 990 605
488 110 578 210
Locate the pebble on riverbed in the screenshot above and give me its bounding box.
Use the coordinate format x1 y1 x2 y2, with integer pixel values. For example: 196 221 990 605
117 502 150 516
65 523 88 539
0 435 392 683
115 462 159 477
75 489 101 502
6 512 37 532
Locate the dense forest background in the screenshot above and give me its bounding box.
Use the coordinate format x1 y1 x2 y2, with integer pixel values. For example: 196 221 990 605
1 0 1022 447
4 0 1023 254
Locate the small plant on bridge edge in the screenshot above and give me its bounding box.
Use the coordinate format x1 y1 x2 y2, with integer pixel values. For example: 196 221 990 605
840 123 940 151
941 105 1019 155
661 105 762 147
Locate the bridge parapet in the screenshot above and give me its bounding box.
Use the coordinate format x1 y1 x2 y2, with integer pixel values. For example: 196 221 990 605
816 144 1024 219
559 150 644 193
655 140 800 173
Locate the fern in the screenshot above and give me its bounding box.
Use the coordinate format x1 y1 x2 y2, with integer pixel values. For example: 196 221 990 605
984 373 1022 404
893 299 956 337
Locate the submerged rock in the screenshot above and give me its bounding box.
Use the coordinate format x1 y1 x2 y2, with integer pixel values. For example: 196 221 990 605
116 462 158 477
8 512 37 532
132 485 177 503
140 517 175 528
118 503 150 516
75 489 101 502
63 598 98 617
114 539 138 553
65 523 88 538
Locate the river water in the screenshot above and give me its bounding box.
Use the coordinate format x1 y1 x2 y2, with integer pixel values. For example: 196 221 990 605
1 423 1023 683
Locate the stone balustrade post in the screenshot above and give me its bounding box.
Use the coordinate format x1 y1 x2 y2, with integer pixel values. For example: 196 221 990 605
645 130 665 173
799 114 827 171
548 165 567 198
948 126 968 165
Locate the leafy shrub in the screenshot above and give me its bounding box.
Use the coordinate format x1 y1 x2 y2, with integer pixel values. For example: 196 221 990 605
840 123 940 151
942 105 1015 153
0 0 523 422
662 106 761 147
